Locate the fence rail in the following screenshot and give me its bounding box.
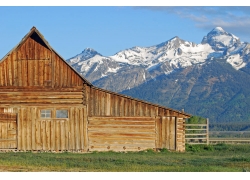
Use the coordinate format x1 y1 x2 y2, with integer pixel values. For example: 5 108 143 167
185 119 209 145
209 138 250 144
185 118 250 145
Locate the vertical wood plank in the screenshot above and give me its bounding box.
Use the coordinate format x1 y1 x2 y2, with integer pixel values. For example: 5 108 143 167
162 116 166 148
0 63 3 86
101 91 105 116
27 107 31 150
17 58 21 86
13 52 17 86
55 120 60 151
35 116 41 150
35 58 39 86
0 122 2 148
79 108 84 150
0 122 4 147
70 107 75 150
83 107 88 151
17 108 22 150
89 88 94 116
51 119 55 151
131 100 135 116
124 98 127 116
111 94 115 116
106 93 111 116
166 117 170 149
75 108 79 150
31 107 36 150
158 115 162 148
39 60 44 86
22 108 27 150
46 120 51 151
41 120 46 150
126 98 130 116
155 117 160 149
64 61 68 87
67 63 72 87
60 120 65 150
65 119 69 150
93 89 97 116
1 122 7 148
119 97 124 116
8 55 12 85
5 57 9 86
169 117 176 150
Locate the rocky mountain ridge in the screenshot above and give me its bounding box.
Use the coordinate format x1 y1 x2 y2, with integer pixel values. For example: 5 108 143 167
67 27 250 92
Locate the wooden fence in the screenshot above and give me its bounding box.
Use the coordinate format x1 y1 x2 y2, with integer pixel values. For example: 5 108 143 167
185 119 250 145
185 119 209 145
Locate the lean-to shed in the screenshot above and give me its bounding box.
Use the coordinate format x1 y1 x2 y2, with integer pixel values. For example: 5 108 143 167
0 27 191 152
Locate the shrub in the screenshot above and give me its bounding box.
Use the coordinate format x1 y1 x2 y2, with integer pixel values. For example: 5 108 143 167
186 144 214 152
160 148 169 153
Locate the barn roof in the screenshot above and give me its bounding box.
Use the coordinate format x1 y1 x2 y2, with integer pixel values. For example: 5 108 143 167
0 26 92 86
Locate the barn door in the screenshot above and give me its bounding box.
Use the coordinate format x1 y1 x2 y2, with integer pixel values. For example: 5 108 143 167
157 116 176 150
0 113 17 149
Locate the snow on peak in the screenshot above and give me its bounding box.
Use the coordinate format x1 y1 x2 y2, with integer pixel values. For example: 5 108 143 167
212 27 225 33
81 48 102 56
67 26 250 82
201 27 240 51
67 48 102 65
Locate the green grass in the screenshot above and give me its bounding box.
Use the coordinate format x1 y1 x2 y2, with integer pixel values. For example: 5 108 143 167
0 144 250 172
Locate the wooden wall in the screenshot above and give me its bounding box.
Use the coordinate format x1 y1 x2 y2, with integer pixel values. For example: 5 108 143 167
155 117 176 150
0 113 17 149
88 117 157 151
0 32 83 88
86 86 188 152
87 86 186 118
0 90 83 105
176 118 185 152
15 106 87 151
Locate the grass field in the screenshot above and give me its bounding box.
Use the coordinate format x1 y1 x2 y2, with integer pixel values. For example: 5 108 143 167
0 144 250 172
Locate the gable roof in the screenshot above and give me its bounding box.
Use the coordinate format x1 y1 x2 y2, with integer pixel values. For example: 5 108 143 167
0 26 92 86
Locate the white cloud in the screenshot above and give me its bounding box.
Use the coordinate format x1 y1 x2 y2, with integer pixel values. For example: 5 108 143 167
139 6 250 42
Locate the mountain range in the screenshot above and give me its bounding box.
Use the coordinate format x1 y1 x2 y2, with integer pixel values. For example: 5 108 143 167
67 27 250 123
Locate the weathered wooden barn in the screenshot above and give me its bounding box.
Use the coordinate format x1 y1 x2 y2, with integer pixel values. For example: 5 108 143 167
0 27 191 152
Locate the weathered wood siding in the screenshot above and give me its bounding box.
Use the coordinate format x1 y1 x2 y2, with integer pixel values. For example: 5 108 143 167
87 87 185 118
0 90 84 105
15 106 87 151
176 118 185 151
88 117 158 151
0 113 17 149
0 32 83 88
0 30 88 151
86 87 188 152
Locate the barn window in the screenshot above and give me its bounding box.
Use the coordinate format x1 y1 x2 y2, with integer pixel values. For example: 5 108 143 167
56 110 68 118
40 110 51 118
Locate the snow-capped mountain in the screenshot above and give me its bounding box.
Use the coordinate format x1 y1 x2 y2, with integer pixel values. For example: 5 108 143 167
67 27 250 92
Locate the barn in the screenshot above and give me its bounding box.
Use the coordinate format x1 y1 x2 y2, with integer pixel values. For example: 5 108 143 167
0 27 191 152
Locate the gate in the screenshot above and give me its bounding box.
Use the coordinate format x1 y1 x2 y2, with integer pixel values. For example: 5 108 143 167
0 113 17 149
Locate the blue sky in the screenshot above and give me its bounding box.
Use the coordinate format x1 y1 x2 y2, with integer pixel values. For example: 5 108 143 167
1 1 250 60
